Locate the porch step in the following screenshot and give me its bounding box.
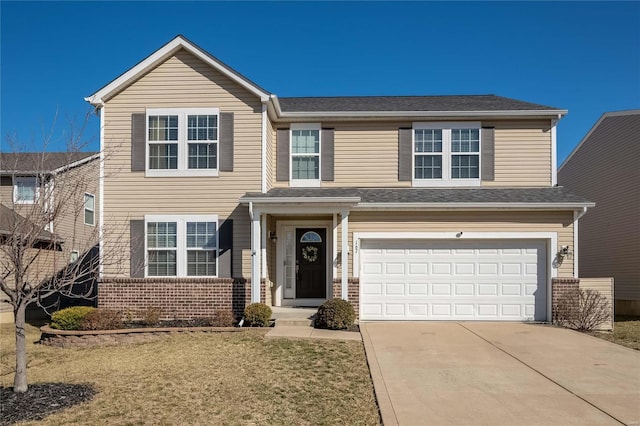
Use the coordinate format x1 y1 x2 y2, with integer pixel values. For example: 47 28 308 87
271 307 317 328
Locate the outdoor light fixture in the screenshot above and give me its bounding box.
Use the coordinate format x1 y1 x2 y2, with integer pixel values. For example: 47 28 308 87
268 231 278 242
556 245 572 264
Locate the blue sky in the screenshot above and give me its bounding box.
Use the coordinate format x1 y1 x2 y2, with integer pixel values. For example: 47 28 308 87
1 1 638 164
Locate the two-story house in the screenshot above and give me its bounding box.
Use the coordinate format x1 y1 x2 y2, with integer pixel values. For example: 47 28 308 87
0 152 100 321
86 35 593 321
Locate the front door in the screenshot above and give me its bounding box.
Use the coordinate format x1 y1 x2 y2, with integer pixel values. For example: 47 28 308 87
295 228 326 298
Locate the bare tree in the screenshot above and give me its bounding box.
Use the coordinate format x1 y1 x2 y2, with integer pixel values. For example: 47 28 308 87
0 114 126 393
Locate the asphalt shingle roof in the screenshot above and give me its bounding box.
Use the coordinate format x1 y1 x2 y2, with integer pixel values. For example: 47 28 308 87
243 187 592 205
0 152 98 173
278 95 561 113
0 205 58 242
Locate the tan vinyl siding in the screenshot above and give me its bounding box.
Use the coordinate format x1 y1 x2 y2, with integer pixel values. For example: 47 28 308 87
270 119 552 188
340 210 574 277
265 116 275 189
558 113 640 303
483 120 552 187
579 277 614 330
50 160 100 256
102 48 262 278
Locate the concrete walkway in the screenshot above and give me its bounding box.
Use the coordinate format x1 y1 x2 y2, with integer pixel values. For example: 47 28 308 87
361 322 640 426
265 325 361 341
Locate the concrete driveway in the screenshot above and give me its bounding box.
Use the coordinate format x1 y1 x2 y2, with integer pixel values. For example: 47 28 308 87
360 322 640 426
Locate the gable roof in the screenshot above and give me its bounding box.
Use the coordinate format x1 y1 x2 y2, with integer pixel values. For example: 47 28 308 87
278 95 561 113
559 110 640 170
0 204 60 244
0 152 99 174
85 35 272 106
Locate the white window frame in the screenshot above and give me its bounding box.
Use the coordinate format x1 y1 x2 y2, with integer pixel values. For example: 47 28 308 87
144 214 219 278
70 250 79 263
13 176 39 204
84 193 95 226
412 122 481 187
145 108 220 178
290 123 321 187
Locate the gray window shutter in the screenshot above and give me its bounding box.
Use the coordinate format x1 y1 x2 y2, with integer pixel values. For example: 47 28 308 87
131 114 146 172
218 219 233 278
481 127 495 181
219 112 234 172
276 129 290 181
130 220 145 278
321 128 334 181
398 128 413 182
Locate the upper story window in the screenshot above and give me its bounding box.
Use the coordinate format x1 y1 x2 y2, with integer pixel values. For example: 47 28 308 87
84 193 95 226
146 108 219 177
290 123 321 187
13 176 39 204
413 122 481 187
145 215 218 277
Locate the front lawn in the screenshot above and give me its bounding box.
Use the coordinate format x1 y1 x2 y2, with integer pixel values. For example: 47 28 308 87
0 323 380 425
589 316 640 350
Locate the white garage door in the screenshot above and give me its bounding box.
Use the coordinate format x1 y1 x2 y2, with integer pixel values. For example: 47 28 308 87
359 239 547 321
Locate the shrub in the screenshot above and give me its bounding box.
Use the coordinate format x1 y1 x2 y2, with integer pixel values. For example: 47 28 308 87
554 288 611 331
79 309 123 330
315 298 356 330
142 307 162 326
212 310 236 327
50 306 96 330
244 303 272 327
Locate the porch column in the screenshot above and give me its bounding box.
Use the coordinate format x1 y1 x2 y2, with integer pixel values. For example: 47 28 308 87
251 208 262 303
341 209 349 300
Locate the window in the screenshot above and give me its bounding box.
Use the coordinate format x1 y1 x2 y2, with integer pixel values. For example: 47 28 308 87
291 123 321 186
146 108 219 176
70 250 79 263
413 123 481 186
13 176 39 204
84 193 95 226
145 215 218 277
300 231 322 243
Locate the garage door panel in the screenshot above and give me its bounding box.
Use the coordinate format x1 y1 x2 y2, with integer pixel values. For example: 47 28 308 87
360 239 547 321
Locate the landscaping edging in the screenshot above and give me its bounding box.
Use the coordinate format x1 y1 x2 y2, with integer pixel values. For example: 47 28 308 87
40 325 247 348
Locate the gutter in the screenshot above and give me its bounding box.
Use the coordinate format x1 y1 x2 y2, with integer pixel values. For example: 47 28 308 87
240 196 361 205
354 202 595 210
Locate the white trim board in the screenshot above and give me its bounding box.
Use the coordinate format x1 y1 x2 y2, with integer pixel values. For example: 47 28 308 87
86 36 271 106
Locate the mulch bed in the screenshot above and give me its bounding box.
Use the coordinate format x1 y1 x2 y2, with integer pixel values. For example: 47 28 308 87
0 383 96 425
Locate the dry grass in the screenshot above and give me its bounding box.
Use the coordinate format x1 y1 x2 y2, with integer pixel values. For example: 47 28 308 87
1 323 380 425
589 316 640 351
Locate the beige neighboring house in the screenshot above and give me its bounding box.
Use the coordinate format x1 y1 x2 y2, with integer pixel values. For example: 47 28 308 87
86 35 595 322
559 110 640 316
0 152 100 322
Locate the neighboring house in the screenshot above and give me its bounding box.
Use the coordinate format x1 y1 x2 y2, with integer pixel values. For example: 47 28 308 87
559 111 640 316
86 35 593 322
0 152 100 320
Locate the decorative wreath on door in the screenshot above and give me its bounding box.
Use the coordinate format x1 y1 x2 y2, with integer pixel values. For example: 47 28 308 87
302 246 319 262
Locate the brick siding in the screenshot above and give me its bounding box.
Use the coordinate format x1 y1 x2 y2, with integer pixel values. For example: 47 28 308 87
332 277 360 318
551 277 580 323
98 277 266 320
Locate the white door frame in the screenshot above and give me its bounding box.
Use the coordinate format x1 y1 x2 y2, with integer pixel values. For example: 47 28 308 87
353 231 557 322
275 220 333 307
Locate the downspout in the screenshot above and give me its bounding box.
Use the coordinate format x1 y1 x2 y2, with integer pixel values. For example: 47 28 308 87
573 206 588 278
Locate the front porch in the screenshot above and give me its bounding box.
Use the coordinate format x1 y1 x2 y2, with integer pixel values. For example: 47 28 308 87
248 206 356 308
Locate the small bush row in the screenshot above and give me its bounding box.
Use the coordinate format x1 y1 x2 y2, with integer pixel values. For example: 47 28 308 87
49 306 237 330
